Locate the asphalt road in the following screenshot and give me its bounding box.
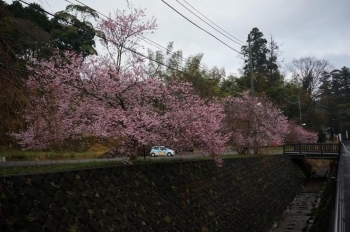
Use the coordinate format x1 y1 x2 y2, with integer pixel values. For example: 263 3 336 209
0 149 238 168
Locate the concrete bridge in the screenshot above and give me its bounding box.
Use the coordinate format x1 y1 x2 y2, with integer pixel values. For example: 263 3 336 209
283 142 350 232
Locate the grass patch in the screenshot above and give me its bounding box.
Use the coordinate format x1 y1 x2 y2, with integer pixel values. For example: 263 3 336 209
0 161 125 175
260 146 283 155
0 149 102 161
0 146 282 162
0 154 252 175
0 146 283 176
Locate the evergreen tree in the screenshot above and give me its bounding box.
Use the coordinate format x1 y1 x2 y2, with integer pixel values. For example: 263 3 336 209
241 27 269 76
51 4 100 57
319 67 350 136
240 28 281 96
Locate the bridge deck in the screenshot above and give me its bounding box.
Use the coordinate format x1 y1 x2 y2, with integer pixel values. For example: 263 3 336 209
283 143 341 159
284 152 339 159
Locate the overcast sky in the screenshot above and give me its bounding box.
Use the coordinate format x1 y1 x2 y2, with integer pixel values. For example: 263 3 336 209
5 0 350 76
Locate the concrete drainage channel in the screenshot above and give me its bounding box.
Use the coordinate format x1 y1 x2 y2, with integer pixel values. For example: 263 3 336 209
272 177 325 232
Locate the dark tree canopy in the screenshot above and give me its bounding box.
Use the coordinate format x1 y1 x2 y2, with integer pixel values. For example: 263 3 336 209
0 1 99 146
51 5 99 57
241 27 270 76
147 42 225 99
239 28 283 100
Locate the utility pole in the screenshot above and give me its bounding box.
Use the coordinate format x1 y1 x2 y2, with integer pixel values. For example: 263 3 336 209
248 34 254 96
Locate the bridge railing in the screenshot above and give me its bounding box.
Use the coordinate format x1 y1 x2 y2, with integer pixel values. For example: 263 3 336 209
283 143 341 154
333 147 345 232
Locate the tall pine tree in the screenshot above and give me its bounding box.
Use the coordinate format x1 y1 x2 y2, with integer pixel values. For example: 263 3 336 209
240 28 281 98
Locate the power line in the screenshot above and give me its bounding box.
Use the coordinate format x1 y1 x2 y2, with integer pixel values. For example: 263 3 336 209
175 0 244 46
73 0 218 74
265 80 299 105
161 0 243 55
6 0 345 123
138 35 215 74
70 0 216 73
264 79 333 111
38 0 54 13
16 0 210 80
171 0 321 105
5 0 346 113
182 0 245 45
73 0 183 70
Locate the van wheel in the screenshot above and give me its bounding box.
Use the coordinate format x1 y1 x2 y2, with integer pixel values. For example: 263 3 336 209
151 153 156 157
167 152 172 156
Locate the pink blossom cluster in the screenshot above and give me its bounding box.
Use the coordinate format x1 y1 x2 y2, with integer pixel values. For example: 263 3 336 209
223 92 289 154
97 3 157 68
12 51 227 164
285 121 318 143
11 4 228 165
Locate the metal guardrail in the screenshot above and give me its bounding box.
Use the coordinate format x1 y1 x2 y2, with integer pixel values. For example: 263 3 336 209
283 143 341 154
333 146 345 232
284 143 344 230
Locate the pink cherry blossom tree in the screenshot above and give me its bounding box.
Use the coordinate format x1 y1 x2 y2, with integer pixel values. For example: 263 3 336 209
97 1 157 72
285 121 318 143
223 92 289 154
11 2 228 165
12 52 227 164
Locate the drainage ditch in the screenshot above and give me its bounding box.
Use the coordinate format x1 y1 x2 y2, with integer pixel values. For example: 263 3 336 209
272 165 333 232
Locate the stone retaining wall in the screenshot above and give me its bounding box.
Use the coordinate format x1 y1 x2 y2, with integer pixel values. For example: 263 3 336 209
0 155 304 232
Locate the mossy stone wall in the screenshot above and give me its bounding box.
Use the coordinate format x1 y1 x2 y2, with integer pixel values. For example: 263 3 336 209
0 155 303 232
